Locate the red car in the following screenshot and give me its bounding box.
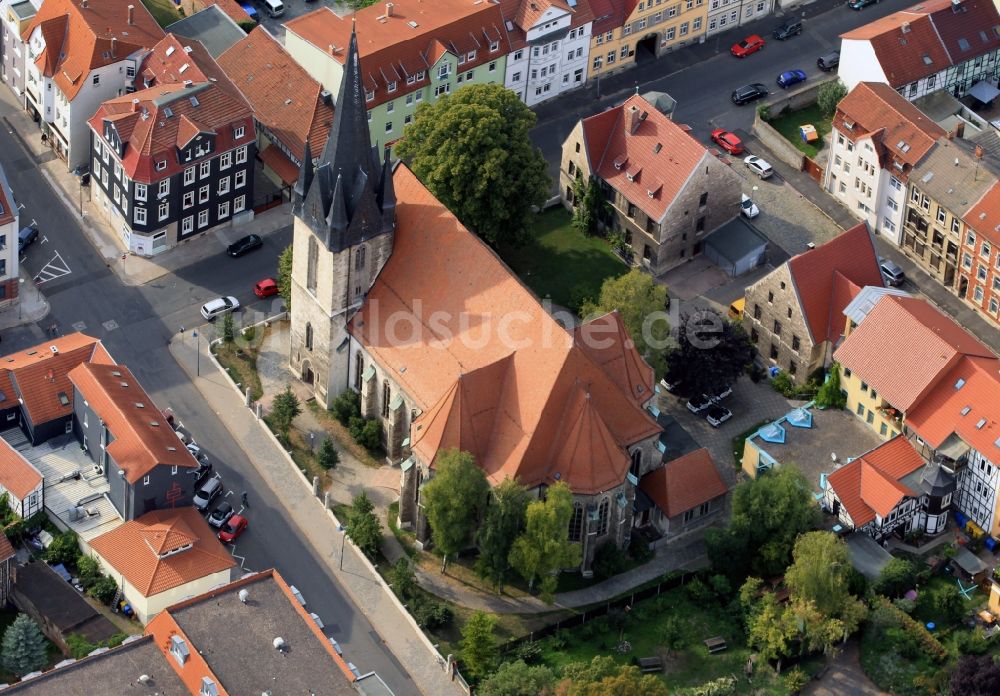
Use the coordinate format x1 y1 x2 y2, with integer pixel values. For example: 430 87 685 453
254 277 279 298
218 514 247 543
711 129 744 155
731 35 765 58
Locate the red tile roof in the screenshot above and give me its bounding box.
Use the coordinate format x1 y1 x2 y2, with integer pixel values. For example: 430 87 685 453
965 179 1000 247
0 437 43 500
574 311 655 407
0 532 13 563
1 333 112 426
787 222 884 344
285 1 511 109
583 94 709 222
834 295 995 412
827 436 925 526
639 448 727 518
833 82 945 182
23 0 164 101
68 363 197 484
353 165 660 495
259 144 300 186
498 0 595 50
840 0 1000 89
90 508 235 597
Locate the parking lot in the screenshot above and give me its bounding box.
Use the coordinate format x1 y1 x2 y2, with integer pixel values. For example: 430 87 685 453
255 0 348 39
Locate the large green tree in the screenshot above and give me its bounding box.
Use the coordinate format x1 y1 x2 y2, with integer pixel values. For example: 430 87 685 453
663 310 753 399
706 466 820 582
872 556 918 599
345 492 383 560
817 80 848 118
277 245 292 310
460 611 498 680
747 593 797 674
268 386 301 438
421 449 490 571
815 362 847 410
478 659 555 696
580 269 669 358
785 532 859 618
558 656 669 696
476 478 530 593
1 614 47 677
395 83 549 248
508 482 581 602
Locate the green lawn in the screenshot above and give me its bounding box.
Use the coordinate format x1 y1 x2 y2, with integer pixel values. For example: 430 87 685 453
141 0 180 28
499 208 626 311
766 104 833 159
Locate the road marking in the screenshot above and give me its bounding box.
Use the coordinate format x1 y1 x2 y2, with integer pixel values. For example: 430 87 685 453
230 545 252 571
41 235 49 245
224 490 233 497
72 321 87 332
33 250 71 285
102 319 119 331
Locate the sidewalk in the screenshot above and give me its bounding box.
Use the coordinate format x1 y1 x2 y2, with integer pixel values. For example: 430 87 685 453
168 334 464 696
0 268 49 331
0 87 291 287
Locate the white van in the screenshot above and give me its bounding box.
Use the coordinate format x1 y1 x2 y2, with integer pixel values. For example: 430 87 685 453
261 0 284 17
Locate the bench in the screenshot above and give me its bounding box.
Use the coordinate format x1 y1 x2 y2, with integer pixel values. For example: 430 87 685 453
703 636 728 654
634 656 664 673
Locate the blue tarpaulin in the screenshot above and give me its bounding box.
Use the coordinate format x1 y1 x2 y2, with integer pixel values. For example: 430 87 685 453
240 3 257 16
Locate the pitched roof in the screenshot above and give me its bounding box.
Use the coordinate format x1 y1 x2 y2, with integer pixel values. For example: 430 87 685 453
589 0 628 34
68 363 198 484
23 0 164 101
963 177 1000 248
498 0 595 49
285 0 511 109
787 222 884 344
0 332 112 426
573 311 655 407
195 0 252 26
0 437 43 500
840 0 1000 88
639 448 728 518
827 436 925 526
218 26 334 164
910 137 1000 217
89 508 235 597
351 164 660 494
833 82 945 181
582 94 710 222
834 295 995 412
0 532 14 564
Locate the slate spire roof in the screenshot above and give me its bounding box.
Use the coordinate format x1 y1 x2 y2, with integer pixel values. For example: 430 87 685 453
294 26 395 252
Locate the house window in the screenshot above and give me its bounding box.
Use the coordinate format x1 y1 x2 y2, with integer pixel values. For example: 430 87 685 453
307 236 318 293
218 176 230 195
354 351 364 389
93 74 100 86
171 465 178 475
791 335 800 351
355 245 366 270
143 474 150 485
134 207 147 225
200 161 210 179
218 201 229 219
386 101 394 113
182 216 193 234
630 448 642 476
753 304 761 320
233 195 245 214
382 380 391 418
184 166 195 185
198 209 209 228
305 322 313 350
597 498 609 535
220 151 232 169
773 320 781 335
199 185 209 203
236 146 247 164
158 201 169 221
568 505 583 542
385 121 393 133
770 344 778 360
767 291 774 303
234 125 245 139
183 191 194 209
235 170 246 188
158 179 169 197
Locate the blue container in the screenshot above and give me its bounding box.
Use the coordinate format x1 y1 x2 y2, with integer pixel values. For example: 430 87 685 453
985 536 997 552
954 510 968 528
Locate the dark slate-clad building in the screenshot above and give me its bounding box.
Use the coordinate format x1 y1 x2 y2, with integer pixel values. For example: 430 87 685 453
87 34 255 257
69 362 198 521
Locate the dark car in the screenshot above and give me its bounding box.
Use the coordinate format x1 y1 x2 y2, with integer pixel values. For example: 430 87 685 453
731 83 769 105
208 501 235 528
772 18 802 40
686 394 714 414
227 234 263 257
192 459 213 484
777 70 807 89
706 405 733 428
18 226 39 252
848 0 878 9
817 50 840 71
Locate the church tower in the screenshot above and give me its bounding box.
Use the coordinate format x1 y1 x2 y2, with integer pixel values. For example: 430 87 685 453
288 26 396 405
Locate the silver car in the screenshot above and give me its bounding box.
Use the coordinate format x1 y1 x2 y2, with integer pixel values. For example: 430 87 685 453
744 155 774 179
880 260 905 287
200 296 240 321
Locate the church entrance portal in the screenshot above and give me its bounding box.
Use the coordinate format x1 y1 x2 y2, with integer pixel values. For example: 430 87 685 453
301 361 314 385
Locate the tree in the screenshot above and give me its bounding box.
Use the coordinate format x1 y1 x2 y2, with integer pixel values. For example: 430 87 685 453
478 659 555 696
508 481 581 602
872 556 918 598
421 449 489 571
316 438 339 470
747 593 797 673
395 83 549 248
460 610 497 680
580 269 669 358
706 467 820 582
785 532 856 618
43 531 79 566
268 386 302 438
815 362 847 410
222 311 235 343
663 310 753 400
817 80 848 118
346 492 383 559
277 245 293 310
88 576 118 604
76 555 101 588
476 478 530 593
1 614 48 677
331 389 361 425
571 175 607 238
950 654 1000 696
348 0 378 10
388 557 416 600
558 659 670 696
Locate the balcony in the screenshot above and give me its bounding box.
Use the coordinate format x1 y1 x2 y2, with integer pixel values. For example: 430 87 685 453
877 405 903 429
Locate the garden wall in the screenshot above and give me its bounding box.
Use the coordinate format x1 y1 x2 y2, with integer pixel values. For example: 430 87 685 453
751 113 806 171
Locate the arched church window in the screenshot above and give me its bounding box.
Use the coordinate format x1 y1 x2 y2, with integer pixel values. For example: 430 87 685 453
630 449 642 477
305 322 313 351
306 237 318 294
597 498 610 536
568 504 584 542
382 380 391 418
355 245 366 271
354 351 364 390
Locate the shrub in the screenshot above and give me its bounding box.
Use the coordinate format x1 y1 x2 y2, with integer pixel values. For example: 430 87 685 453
873 557 918 599
592 541 626 580
709 574 732 599
243 324 256 342
331 389 361 425
684 577 713 604
222 312 235 343
76 555 101 588
817 80 848 118
44 531 80 566
954 628 989 656
515 640 543 664
757 104 771 121
88 576 118 605
656 614 689 650
356 419 382 452
348 415 366 441
316 438 339 470
783 668 810 695
238 20 256 33
388 558 415 600
628 536 653 563
691 676 737 696
410 596 453 629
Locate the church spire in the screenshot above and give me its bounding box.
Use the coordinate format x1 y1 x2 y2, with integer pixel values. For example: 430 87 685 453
320 24 374 193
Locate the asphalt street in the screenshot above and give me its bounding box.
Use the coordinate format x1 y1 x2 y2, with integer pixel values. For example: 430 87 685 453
0 113 416 692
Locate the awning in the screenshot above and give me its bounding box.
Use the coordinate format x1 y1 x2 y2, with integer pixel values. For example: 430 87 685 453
969 80 1000 104
259 144 299 186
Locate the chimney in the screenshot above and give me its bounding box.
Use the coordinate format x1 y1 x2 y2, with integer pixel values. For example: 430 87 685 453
628 105 641 134
385 2 394 16
128 4 134 25
111 37 117 56
81 0 88 8
954 122 965 139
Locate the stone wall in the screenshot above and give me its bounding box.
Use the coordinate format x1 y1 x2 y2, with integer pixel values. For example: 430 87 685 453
751 113 806 171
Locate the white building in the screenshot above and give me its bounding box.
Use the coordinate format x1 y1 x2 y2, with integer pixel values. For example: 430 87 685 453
499 0 594 107
0 163 18 309
824 82 946 245
0 0 40 106
0 437 43 520
705 0 775 37
838 0 1000 101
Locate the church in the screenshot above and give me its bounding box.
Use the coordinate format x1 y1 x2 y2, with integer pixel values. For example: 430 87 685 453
287 29 665 571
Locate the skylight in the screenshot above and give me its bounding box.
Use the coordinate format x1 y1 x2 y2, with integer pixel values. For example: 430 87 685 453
976 418 987 429
961 406 971 415
957 38 970 51
955 378 966 389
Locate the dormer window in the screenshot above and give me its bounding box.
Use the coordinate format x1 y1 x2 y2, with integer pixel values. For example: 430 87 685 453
169 636 189 666
200 678 219 696
613 154 628 170
387 81 397 93
842 120 854 130
234 125 245 139
365 89 374 102
467 50 476 61
155 160 166 171
490 41 499 52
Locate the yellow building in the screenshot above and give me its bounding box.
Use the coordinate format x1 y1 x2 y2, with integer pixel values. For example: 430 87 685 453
588 0 708 81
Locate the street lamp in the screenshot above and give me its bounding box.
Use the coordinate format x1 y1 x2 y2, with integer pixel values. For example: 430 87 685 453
17 278 24 320
338 524 347 571
192 330 200 377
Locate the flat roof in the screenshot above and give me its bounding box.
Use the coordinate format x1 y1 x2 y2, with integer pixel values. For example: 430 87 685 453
166 5 247 58
13 562 120 645
705 217 768 262
846 532 893 580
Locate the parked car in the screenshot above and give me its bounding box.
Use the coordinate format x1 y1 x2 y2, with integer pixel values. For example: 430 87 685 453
706 405 733 428
18 226 39 252
713 384 733 401
227 234 263 258
218 514 248 543
208 502 235 528
772 18 803 40
848 0 878 9
200 296 240 321
744 155 774 179
711 129 744 155
193 478 223 511
686 394 714 413
777 69 808 89
660 378 682 394
741 194 760 219
730 34 765 57
880 259 905 286
817 50 840 71
254 277 279 298
731 83 769 105
193 459 213 484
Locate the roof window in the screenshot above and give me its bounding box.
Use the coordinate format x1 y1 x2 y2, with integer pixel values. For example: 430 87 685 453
954 378 966 389
58 393 69 407
961 405 971 415
976 418 987 429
